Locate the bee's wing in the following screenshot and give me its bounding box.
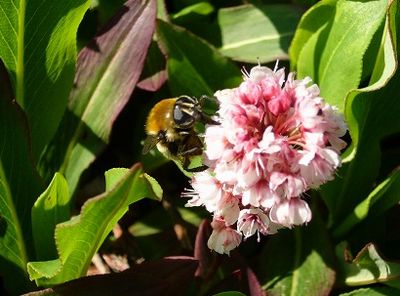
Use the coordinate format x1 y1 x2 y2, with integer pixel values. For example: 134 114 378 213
142 135 159 154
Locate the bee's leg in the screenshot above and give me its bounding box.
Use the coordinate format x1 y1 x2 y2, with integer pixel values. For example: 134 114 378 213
182 157 208 172
179 148 208 172
184 165 209 172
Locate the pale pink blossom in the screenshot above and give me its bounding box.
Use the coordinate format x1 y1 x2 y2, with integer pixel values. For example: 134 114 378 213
269 198 312 227
183 64 347 254
184 171 222 212
237 208 279 240
207 218 242 255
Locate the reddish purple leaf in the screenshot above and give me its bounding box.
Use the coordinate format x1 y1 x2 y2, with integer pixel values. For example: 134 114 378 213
194 219 215 278
39 0 157 192
23 257 198 296
137 69 167 91
246 267 266 296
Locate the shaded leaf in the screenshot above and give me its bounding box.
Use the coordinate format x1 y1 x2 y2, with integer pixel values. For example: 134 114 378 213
246 267 265 296
27 164 161 286
24 257 198 296
339 287 400 296
0 0 91 158
218 4 302 63
38 0 157 194
213 292 247 296
194 219 214 278
259 208 335 296
333 169 400 238
32 173 71 260
0 63 42 294
156 19 242 97
336 243 400 287
137 41 167 92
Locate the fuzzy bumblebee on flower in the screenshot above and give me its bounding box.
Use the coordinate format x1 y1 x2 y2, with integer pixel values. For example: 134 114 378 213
183 63 347 255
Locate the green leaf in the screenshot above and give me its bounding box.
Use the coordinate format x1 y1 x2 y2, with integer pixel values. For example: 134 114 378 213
25 257 198 296
291 0 388 112
156 19 242 97
213 292 246 296
321 1 399 223
0 65 42 294
27 164 162 286
172 2 214 20
337 243 400 287
218 4 302 63
259 208 335 296
0 0 91 158
333 169 400 238
339 287 400 296
32 173 71 260
289 0 336 70
38 0 157 194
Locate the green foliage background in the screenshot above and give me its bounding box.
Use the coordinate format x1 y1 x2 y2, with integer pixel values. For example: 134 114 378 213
0 0 399 295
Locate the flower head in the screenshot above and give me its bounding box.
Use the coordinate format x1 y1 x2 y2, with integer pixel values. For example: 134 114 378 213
184 64 347 253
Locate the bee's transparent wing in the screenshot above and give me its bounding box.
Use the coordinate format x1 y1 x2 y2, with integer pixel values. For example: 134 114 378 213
142 135 159 154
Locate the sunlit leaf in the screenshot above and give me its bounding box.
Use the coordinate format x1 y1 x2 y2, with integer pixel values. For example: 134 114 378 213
321 1 399 224
32 173 71 260
218 4 302 63
27 165 162 286
0 0 91 158
24 257 198 296
291 0 388 112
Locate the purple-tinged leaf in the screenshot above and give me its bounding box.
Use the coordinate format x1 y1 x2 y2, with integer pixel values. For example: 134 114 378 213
137 40 168 91
38 0 157 194
194 219 214 278
137 70 167 91
246 267 265 296
23 257 198 296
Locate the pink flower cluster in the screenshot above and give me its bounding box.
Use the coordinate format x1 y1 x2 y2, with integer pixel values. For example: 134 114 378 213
184 65 347 254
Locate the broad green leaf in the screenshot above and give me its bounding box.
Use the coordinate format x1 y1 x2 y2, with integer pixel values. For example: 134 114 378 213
333 169 400 238
0 65 42 294
38 0 157 194
156 19 242 97
336 243 400 287
259 209 335 296
339 287 400 296
321 1 399 223
292 0 387 112
25 257 198 296
0 0 91 158
32 173 71 260
218 4 302 63
27 164 162 286
289 0 336 70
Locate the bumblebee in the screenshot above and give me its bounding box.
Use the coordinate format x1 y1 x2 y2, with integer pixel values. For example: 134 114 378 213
143 95 218 172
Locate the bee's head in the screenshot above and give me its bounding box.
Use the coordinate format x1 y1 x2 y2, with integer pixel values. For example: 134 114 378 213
174 95 219 129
